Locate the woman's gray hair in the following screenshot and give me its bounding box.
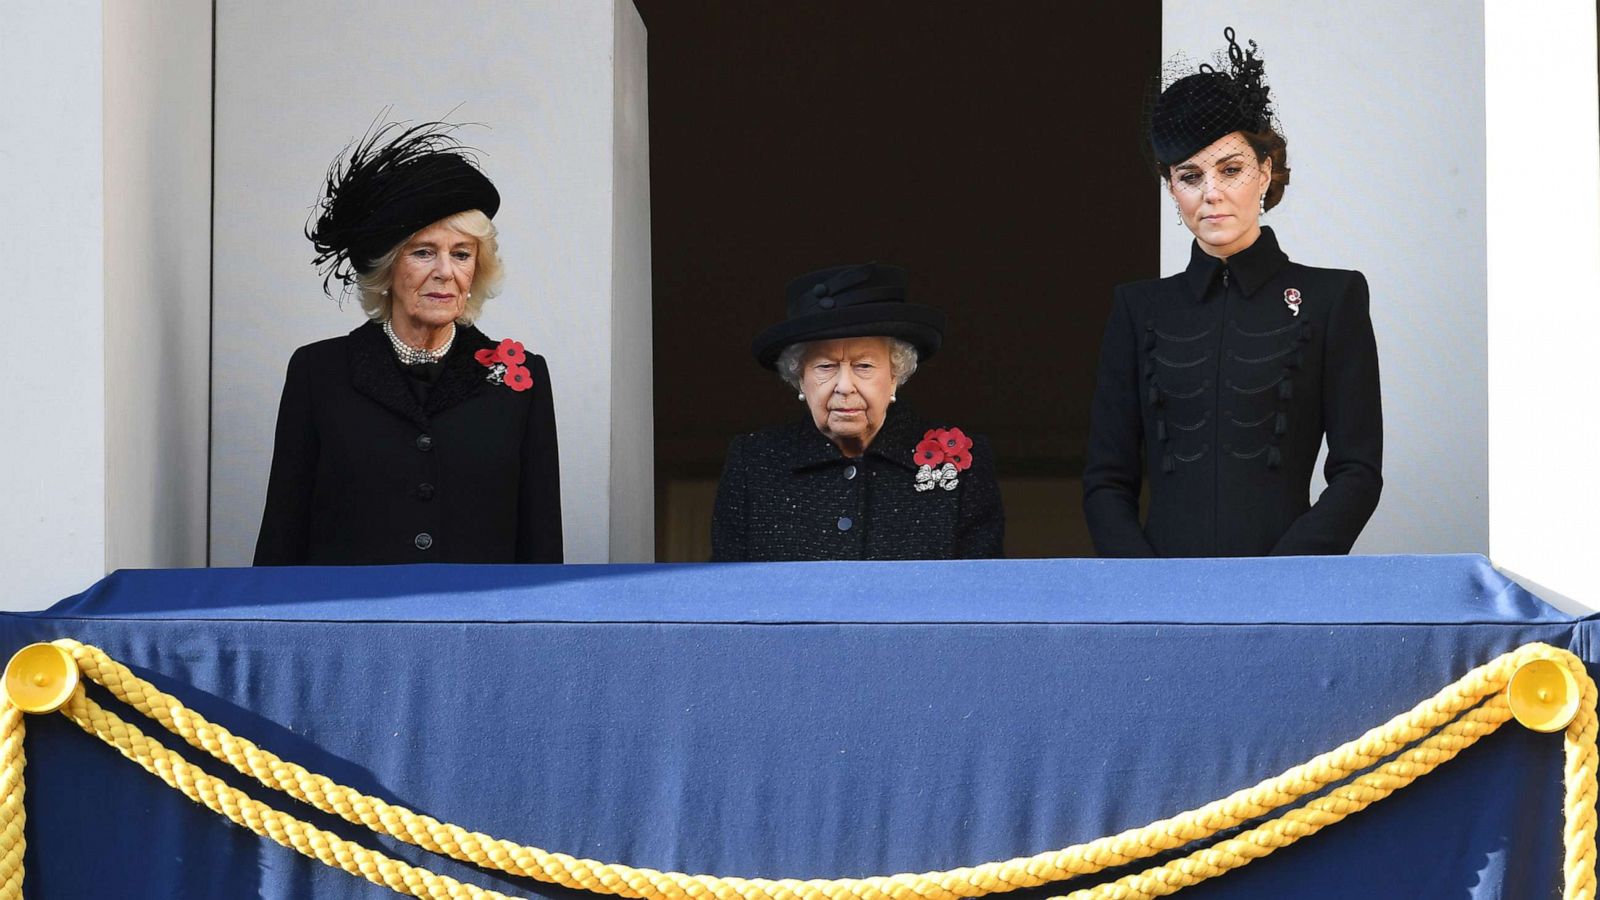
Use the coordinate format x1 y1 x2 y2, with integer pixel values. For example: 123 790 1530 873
776 337 920 391
354 209 505 324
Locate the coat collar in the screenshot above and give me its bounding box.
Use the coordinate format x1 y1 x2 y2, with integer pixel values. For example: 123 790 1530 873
1183 225 1290 301
348 321 495 427
785 402 926 472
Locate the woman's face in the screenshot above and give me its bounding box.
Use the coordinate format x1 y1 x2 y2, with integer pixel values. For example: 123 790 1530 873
800 337 896 455
389 220 478 335
1168 132 1272 258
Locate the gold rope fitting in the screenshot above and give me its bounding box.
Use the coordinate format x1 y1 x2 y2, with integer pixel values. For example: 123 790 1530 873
3 642 80 714
1507 657 1580 733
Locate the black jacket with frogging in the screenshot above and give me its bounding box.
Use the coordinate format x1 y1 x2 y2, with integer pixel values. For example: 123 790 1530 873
254 321 562 565
711 404 1004 561
1083 228 1382 557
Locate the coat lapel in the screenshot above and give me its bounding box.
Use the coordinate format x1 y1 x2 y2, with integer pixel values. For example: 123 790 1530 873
426 325 493 417
347 322 496 427
347 322 428 428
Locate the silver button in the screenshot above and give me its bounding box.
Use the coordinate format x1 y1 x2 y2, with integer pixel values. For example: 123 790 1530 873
414 532 433 550
837 517 853 532
844 465 858 480
415 434 434 451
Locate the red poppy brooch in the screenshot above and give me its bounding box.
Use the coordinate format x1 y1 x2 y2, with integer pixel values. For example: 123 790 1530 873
912 426 974 491
474 338 535 392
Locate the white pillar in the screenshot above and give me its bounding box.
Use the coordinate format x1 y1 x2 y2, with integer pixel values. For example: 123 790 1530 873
209 1 653 564
103 0 214 573
1162 1 1490 555
1486 0 1600 609
0 2 107 607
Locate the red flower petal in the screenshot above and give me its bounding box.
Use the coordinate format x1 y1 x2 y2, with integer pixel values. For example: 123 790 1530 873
504 364 534 392
474 348 498 366
946 449 972 471
496 339 526 366
913 439 946 467
941 426 973 453
923 429 940 442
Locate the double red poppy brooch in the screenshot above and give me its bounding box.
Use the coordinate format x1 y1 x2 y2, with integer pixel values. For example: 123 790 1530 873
912 426 974 492
474 338 535 392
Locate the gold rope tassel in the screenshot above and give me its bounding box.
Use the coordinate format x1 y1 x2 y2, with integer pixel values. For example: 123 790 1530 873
0 640 1594 900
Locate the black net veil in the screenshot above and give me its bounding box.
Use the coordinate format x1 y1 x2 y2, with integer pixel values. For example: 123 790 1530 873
1143 27 1288 214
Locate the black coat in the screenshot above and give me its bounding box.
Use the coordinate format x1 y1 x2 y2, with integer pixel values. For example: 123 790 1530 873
711 404 1004 561
1083 228 1382 557
254 321 563 565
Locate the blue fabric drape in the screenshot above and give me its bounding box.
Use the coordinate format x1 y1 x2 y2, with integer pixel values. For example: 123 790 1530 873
1 554 1589 898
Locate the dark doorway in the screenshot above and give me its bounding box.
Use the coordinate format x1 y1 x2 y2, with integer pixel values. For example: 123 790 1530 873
637 2 1161 560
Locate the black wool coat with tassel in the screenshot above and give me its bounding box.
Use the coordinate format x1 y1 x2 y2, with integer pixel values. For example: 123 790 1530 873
254 321 563 565
710 403 1005 561
1083 228 1382 558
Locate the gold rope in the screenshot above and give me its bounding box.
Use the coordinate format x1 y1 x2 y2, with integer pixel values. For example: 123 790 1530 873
0 640 1592 900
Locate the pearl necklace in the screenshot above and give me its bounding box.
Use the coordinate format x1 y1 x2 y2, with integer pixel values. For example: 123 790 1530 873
383 321 455 365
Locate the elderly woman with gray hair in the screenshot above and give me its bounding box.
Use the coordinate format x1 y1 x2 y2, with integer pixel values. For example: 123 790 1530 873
254 121 562 565
711 263 1004 561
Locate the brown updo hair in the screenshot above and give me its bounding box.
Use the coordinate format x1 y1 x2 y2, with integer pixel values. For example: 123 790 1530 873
1157 127 1292 211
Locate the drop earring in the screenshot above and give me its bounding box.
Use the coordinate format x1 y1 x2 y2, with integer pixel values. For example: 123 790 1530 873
1175 207 1185 226
1259 194 1267 215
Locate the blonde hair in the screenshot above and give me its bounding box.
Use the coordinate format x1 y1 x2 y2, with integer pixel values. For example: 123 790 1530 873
355 209 504 323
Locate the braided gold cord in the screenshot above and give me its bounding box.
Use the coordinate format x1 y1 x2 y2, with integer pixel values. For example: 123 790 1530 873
59 687 517 900
0 704 23 900
50 639 1550 900
0 640 1591 900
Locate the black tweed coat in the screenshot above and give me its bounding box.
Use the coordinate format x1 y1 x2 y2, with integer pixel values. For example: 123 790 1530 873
254 320 563 565
710 404 1005 561
1083 228 1382 557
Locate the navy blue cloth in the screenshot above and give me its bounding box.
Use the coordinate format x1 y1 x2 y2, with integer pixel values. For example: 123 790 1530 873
1 555 1591 898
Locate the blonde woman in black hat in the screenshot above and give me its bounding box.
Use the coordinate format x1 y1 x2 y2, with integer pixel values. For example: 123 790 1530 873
711 263 1004 561
1084 28 1382 558
254 121 562 565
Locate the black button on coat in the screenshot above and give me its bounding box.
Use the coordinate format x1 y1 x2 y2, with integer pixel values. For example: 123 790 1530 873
1083 228 1382 557
710 404 1004 561
254 321 563 565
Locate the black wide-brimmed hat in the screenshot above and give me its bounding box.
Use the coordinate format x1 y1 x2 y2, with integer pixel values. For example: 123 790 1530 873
1150 27 1274 166
307 120 500 296
751 263 945 369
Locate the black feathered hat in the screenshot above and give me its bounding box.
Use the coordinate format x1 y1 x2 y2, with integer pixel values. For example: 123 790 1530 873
751 263 945 370
307 120 500 297
1150 27 1275 166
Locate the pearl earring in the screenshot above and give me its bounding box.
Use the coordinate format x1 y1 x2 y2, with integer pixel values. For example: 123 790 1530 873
1175 207 1184 226
890 395 897 403
467 291 472 298
381 289 389 296
797 392 805 401
1259 194 1267 214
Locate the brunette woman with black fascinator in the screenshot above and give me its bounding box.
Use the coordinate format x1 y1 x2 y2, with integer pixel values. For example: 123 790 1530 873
1083 28 1382 558
254 121 563 565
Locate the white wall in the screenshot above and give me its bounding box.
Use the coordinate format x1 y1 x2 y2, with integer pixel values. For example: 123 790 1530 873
103 0 213 572
1162 1 1489 555
0 2 107 607
1486 0 1600 609
209 1 652 564
610 0 655 560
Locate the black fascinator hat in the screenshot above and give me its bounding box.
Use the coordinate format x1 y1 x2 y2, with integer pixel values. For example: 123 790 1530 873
307 119 500 296
1150 27 1275 166
751 263 944 370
